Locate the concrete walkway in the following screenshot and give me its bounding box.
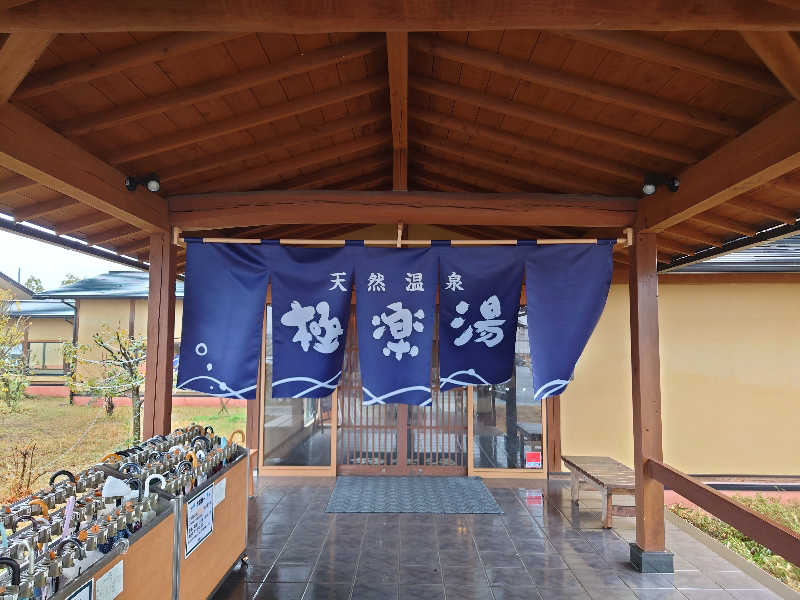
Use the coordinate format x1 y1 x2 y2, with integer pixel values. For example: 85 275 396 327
210 476 786 600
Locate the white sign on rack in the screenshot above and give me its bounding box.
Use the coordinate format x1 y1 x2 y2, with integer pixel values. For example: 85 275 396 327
95 560 123 600
185 484 214 558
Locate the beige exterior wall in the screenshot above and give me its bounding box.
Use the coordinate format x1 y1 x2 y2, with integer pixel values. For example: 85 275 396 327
562 281 800 476
27 317 74 384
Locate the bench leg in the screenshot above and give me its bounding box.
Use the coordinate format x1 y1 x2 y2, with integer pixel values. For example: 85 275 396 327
601 489 613 528
570 471 580 504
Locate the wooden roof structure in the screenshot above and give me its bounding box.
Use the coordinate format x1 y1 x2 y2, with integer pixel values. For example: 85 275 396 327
0 2 799 275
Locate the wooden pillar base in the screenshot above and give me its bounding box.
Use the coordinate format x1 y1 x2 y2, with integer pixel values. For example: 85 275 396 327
629 543 674 573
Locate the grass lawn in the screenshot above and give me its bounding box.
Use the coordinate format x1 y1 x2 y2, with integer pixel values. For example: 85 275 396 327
0 395 245 502
670 496 800 592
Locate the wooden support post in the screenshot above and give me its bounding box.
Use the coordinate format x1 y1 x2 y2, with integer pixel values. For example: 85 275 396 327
142 232 176 438
545 395 561 474
628 231 672 573
248 308 267 451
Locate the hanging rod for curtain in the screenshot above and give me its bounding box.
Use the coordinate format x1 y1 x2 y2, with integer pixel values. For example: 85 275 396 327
177 227 634 248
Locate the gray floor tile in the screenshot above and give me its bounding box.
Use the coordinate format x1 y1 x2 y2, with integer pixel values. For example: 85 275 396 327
485 567 532 586
681 591 735 599
633 590 688 600
528 568 584 590
490 585 543 600
267 563 315 583
398 565 443 585
254 582 308 600
709 572 764 590
351 582 399 600
442 565 489 586
618 573 677 589
673 572 722 590
399 584 446 600
443 585 494 600
302 583 353 600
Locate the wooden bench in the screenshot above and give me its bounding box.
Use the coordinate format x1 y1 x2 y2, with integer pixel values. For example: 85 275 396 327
562 455 636 528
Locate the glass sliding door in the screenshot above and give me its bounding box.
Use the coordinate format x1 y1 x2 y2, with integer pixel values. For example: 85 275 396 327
472 306 545 475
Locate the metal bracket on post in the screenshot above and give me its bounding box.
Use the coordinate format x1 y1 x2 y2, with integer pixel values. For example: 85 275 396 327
172 226 185 248
396 222 403 248
623 227 634 248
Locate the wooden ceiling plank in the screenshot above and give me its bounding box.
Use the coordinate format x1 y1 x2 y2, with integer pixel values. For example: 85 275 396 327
179 131 390 193
0 104 168 231
412 132 623 195
13 195 76 221
637 100 800 232
726 196 798 223
563 31 787 97
411 34 744 136
168 190 637 229
87 224 139 245
742 31 800 99
107 76 387 164
115 236 150 256
282 153 393 190
161 109 386 183
655 235 698 255
2 1 800 32
56 34 386 136
387 31 408 191
56 213 116 235
0 173 37 196
343 172 393 190
410 75 700 164
690 212 759 236
664 224 723 247
411 108 645 182
411 172 487 194
410 154 528 193
0 32 53 103
14 32 245 99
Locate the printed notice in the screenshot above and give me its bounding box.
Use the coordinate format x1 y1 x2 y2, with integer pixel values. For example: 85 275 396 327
65 580 93 600
185 484 214 558
213 477 227 507
96 560 123 600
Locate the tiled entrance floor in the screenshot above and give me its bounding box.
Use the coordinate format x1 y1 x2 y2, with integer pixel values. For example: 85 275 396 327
211 476 784 600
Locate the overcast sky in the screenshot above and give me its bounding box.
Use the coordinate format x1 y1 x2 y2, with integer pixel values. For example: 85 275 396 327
0 229 136 290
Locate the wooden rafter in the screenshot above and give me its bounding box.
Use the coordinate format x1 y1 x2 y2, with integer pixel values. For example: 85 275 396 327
0 173 37 197
411 172 487 194
726 195 798 224
106 76 387 164
0 104 168 231
412 133 623 195
638 100 800 232
410 34 743 136
742 31 800 99
410 154 534 193
13 195 76 221
691 212 758 237
168 190 637 229
280 153 393 190
0 32 53 103
339 171 393 191
411 109 645 183
87 224 139 246
178 132 390 194
563 31 788 97
160 110 386 185
115 236 150 256
665 224 722 247
410 76 699 164
14 32 244 99
2 1 800 32
55 35 386 136
387 32 408 191
56 213 116 235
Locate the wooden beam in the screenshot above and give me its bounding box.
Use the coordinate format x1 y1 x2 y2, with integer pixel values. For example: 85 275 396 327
742 31 800 99
629 231 666 554
411 76 700 164
56 35 385 136
0 104 168 231
106 76 387 164
564 31 787 97
387 32 408 191
2 1 800 32
412 132 624 195
0 32 53 103
13 195 76 221
179 132 390 193
160 110 386 184
637 101 800 232
411 109 645 182
649 460 800 567
411 34 743 136
169 190 637 229
14 32 243 99
411 172 487 194
142 231 176 438
115 236 150 256
0 173 37 197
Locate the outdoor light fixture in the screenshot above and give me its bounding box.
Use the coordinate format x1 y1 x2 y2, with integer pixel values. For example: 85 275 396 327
642 173 680 196
124 174 161 193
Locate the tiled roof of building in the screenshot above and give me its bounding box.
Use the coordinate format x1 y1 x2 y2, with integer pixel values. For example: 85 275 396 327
673 233 800 273
36 271 185 299
7 298 75 318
